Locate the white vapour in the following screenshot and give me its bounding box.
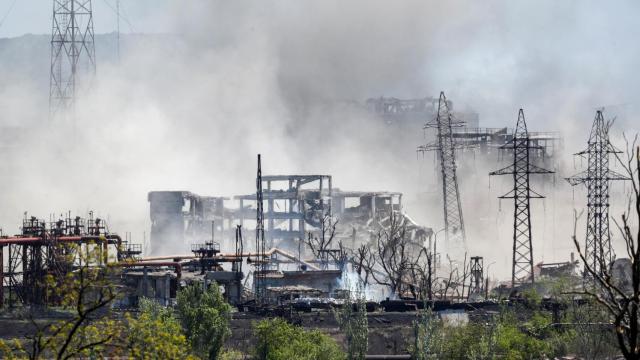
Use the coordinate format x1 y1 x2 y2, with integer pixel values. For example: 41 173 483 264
0 1 637 281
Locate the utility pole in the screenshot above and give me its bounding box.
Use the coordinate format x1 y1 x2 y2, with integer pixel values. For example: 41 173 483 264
566 110 628 276
49 0 96 120
418 92 467 261
254 154 266 304
490 109 554 287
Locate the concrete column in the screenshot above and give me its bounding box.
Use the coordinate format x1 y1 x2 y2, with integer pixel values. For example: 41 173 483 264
267 181 274 238
288 179 294 232
371 196 376 221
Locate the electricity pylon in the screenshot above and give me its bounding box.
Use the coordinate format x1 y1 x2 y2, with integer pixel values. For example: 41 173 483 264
566 110 628 276
490 109 554 287
254 154 266 304
418 92 467 260
49 0 96 119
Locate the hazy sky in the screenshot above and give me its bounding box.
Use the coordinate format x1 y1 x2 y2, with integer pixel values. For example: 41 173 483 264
0 0 170 37
1 1 638 132
0 1 637 274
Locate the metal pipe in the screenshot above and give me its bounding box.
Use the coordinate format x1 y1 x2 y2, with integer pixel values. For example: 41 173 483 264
105 234 123 260
140 250 282 261
140 255 196 261
0 237 41 244
112 261 182 279
0 235 107 246
106 234 122 247
140 248 320 270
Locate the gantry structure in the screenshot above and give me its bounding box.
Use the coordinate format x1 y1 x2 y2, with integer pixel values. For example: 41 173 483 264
490 109 554 287
566 110 628 276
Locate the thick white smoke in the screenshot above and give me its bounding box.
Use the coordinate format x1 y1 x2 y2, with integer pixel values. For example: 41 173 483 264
0 0 637 280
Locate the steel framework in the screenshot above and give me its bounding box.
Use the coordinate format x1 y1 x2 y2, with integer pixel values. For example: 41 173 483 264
49 0 96 119
469 256 484 297
0 213 122 308
253 154 267 303
566 110 628 276
490 109 554 286
418 92 467 259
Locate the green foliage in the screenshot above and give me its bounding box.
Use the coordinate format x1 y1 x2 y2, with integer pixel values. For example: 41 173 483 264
490 311 551 360
411 304 577 360
334 287 368 360
219 349 245 360
123 298 197 360
520 286 542 307
1 246 239 359
0 338 27 359
434 310 552 359
564 300 619 360
176 282 232 360
410 308 443 359
253 318 346 360
441 321 495 360
23 243 120 359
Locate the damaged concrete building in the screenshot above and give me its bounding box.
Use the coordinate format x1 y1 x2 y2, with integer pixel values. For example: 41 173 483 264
148 191 229 254
366 96 480 129
144 172 433 306
234 175 333 244
367 96 562 165
148 176 431 254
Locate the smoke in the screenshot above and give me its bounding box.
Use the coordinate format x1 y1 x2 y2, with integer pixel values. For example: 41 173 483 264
338 265 393 302
0 1 638 280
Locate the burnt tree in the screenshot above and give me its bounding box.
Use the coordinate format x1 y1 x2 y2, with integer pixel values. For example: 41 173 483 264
573 140 640 360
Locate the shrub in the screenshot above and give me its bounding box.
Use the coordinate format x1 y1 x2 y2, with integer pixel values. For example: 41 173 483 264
124 298 197 359
176 282 232 360
253 318 346 360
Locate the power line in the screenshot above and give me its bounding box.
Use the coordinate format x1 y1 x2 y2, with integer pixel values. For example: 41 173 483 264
100 0 134 32
0 0 18 30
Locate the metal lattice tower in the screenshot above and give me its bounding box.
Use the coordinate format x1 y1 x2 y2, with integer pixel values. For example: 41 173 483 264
49 0 96 119
469 256 484 297
418 92 467 259
254 154 266 303
566 110 628 276
490 109 554 287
